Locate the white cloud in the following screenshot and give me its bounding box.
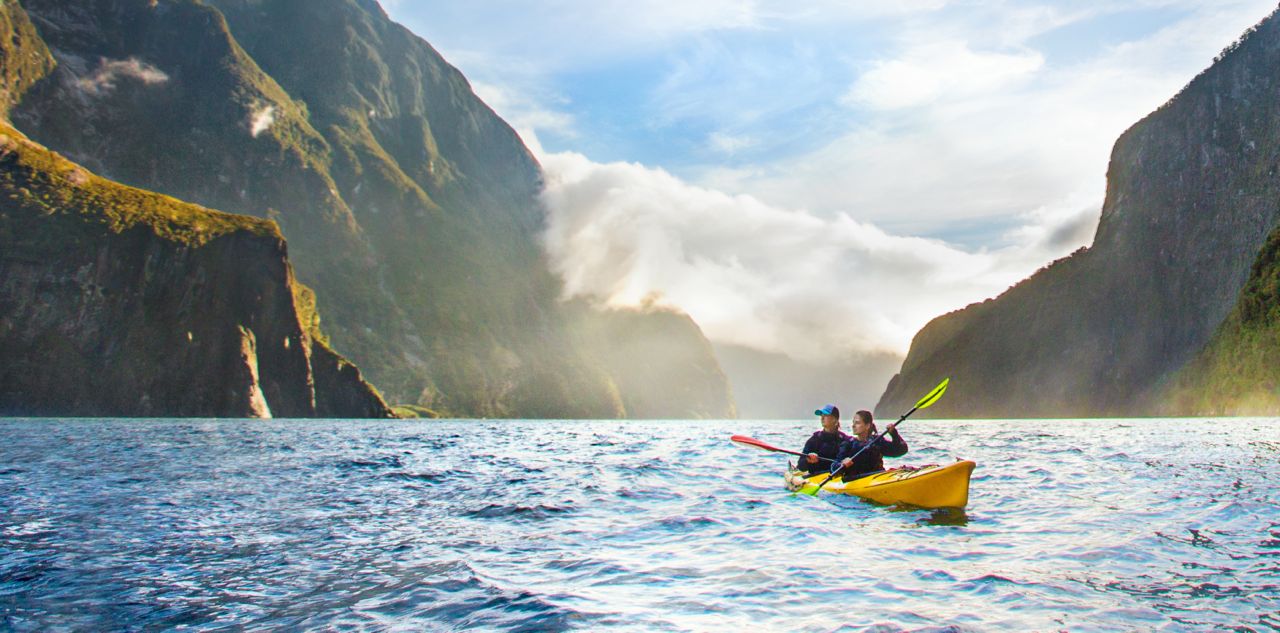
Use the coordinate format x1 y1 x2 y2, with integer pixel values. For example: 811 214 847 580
470 80 577 138
249 104 276 138
538 148 1080 359
390 0 767 73
75 57 168 96
625 0 762 35
706 1 1279 241
844 41 1043 110
1003 194 1101 255
707 131 756 154
390 0 1278 361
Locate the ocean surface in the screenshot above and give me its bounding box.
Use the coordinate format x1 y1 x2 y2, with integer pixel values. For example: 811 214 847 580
2 418 1278 632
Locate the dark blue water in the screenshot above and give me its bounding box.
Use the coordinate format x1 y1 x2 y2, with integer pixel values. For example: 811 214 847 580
2 418 1278 631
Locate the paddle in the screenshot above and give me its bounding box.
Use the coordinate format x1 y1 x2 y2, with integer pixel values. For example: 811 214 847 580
800 377 950 496
731 435 836 463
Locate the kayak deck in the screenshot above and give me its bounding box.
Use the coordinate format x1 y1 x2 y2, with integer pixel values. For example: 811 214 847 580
785 460 976 509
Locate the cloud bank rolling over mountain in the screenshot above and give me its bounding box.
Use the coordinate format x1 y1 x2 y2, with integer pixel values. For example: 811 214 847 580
537 142 1096 361
390 0 1276 366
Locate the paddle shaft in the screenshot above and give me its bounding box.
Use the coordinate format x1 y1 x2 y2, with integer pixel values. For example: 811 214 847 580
731 435 836 463
799 377 948 496
757 445 836 463
807 409 914 493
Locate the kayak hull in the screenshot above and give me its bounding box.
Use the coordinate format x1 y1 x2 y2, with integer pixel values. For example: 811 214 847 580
785 460 976 509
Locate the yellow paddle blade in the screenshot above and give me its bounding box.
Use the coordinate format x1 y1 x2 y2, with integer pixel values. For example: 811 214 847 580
914 378 950 410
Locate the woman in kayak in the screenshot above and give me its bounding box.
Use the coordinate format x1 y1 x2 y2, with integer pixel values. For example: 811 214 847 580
797 404 849 475
831 410 908 480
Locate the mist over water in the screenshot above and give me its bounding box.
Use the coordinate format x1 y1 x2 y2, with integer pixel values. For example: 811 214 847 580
713 342 903 419
3 418 1279 631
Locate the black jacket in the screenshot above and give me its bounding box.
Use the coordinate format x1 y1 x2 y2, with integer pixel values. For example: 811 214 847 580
831 430 908 479
798 430 849 475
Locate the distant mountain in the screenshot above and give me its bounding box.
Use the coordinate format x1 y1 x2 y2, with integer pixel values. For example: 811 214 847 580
576 302 736 419
877 8 1280 418
715 343 900 420
4 0 734 418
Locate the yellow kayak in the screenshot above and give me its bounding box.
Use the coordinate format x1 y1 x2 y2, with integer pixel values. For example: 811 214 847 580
785 460 976 509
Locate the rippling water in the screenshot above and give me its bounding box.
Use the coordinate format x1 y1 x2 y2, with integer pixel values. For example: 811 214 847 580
2 418 1279 631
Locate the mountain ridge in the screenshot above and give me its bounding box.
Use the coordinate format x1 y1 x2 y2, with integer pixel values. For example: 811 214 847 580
0 116 392 417
876 7 1280 418
4 0 736 418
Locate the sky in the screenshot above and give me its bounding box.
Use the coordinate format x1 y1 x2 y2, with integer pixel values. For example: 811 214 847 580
384 0 1277 363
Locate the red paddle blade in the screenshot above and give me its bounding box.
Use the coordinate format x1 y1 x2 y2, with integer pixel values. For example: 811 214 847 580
731 435 781 452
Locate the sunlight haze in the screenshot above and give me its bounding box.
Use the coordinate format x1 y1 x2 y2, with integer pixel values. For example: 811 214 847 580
385 0 1277 367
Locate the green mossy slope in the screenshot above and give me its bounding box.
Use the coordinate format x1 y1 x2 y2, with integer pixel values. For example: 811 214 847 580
0 114 391 416
0 0 53 116
1160 226 1280 414
10 0 735 418
878 8 1280 418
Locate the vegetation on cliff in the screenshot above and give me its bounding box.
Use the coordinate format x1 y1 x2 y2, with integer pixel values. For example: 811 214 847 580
0 1 53 116
0 122 277 249
10 0 736 418
0 116 392 417
877 7 1280 418
1160 225 1280 414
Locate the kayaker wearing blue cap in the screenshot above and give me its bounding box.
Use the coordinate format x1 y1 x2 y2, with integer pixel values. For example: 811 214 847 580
831 410 908 480
797 404 850 476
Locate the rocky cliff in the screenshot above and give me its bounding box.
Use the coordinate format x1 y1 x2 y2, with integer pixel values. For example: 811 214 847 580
5 0 735 418
877 8 1280 418
0 0 389 418
1160 224 1280 415
0 121 391 417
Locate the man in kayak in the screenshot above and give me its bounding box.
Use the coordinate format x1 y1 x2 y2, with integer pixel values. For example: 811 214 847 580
831 410 907 480
797 404 849 476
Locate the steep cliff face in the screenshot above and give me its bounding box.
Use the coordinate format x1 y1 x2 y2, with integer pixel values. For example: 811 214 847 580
10 0 735 418
0 121 392 417
12 0 398 380
1160 224 1280 415
878 9 1280 418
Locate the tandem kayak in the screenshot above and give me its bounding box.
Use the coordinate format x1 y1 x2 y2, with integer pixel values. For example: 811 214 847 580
784 460 976 509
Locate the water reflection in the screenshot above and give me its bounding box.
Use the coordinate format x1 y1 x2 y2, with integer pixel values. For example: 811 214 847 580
919 507 969 527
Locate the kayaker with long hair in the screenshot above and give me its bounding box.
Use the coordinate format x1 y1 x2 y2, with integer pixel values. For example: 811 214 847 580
797 404 849 475
831 409 908 480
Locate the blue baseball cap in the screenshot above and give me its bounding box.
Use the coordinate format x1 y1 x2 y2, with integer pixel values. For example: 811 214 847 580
814 404 840 417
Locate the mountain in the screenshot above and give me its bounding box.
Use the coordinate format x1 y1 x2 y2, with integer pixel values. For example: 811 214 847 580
877 9 1280 418
574 301 736 419
715 343 900 420
0 0 388 418
0 114 392 416
1160 224 1280 414
5 0 734 418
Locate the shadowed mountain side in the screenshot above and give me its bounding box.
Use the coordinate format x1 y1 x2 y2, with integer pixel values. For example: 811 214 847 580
0 122 392 417
878 8 1280 418
715 343 901 420
876 249 1111 419
10 0 734 418
12 0 415 398
1159 225 1280 415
